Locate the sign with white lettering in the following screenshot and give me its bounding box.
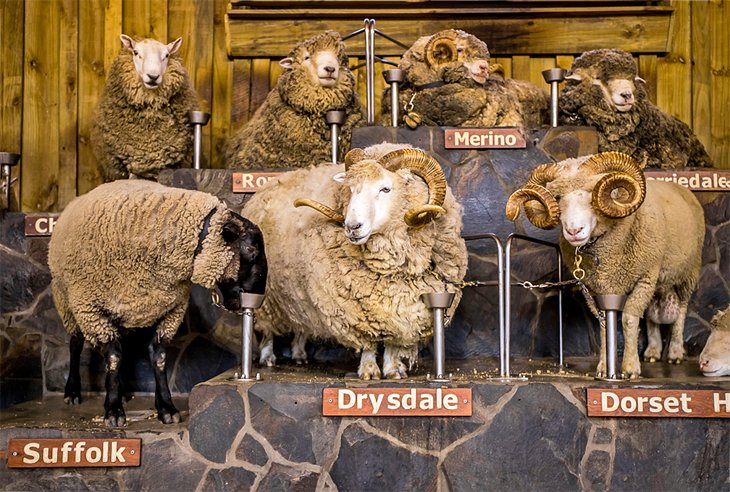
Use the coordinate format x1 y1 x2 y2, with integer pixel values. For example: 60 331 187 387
586 388 730 418
322 387 472 416
444 128 526 149
232 172 284 193
644 170 730 192
24 213 61 237
6 438 141 468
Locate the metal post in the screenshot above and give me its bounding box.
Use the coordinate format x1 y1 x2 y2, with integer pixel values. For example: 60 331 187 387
383 69 405 127
422 292 455 382
595 294 628 381
188 111 211 170
326 110 346 164
364 19 376 125
236 292 265 381
0 152 20 211
542 68 566 128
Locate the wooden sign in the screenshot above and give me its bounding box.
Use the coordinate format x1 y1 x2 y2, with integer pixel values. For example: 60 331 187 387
322 387 472 417
24 213 61 237
444 128 526 149
644 170 730 192
6 438 141 468
586 388 730 418
232 172 284 193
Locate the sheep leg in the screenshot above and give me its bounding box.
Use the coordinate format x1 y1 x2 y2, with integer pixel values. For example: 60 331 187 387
291 332 308 365
63 333 85 405
103 339 126 428
259 332 276 367
643 318 663 363
382 345 409 379
666 305 688 364
358 349 381 380
621 313 642 379
148 335 180 424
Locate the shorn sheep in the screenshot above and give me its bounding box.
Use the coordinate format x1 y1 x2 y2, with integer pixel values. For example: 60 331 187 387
558 48 711 169
383 29 548 128
49 180 267 427
225 30 362 169
242 143 468 379
699 307 730 377
506 151 704 378
91 34 198 181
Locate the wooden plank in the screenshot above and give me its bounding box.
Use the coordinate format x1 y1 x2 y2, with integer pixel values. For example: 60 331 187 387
22 0 60 211
58 0 78 208
511 55 530 82
322 387 472 417
528 57 555 90
230 59 252 130
586 388 730 418
7 438 141 468
227 16 672 58
149 0 167 40
212 0 233 168
249 58 271 119
638 55 658 106
492 57 512 79
709 0 730 169
655 0 691 125
122 0 149 38
690 0 711 164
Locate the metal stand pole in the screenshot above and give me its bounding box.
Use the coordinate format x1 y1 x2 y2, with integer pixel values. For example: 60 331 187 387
364 19 376 125
595 294 628 381
422 292 455 382
0 152 20 211
541 68 566 128
236 292 265 381
188 111 211 170
383 69 405 127
326 110 346 164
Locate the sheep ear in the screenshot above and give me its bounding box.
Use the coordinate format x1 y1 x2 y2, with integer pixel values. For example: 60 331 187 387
280 57 294 70
120 34 135 51
167 37 182 55
333 172 346 183
222 222 242 243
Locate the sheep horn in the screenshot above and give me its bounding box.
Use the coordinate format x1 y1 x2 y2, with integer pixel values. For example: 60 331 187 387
379 148 447 228
505 184 561 229
425 30 459 67
344 148 366 171
581 152 646 218
293 198 344 224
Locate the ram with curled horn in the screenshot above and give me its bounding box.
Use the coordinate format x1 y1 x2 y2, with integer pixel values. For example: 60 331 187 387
243 142 468 380
506 151 705 379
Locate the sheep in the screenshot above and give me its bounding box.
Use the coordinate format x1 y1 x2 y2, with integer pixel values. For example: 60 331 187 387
699 307 730 377
48 179 267 427
558 48 712 169
505 151 705 378
242 142 468 380
225 30 363 169
382 29 548 128
91 34 199 181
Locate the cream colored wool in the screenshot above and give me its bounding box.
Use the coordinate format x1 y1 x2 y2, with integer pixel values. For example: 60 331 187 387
49 180 235 346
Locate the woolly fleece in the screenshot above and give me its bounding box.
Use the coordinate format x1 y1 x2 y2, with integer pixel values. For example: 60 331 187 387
91 44 198 181
49 180 236 346
559 49 711 168
225 31 363 169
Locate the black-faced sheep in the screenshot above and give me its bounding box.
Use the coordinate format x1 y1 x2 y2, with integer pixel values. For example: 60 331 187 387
48 180 267 427
91 34 199 181
242 143 468 379
558 49 712 169
225 30 363 169
382 29 548 128
699 307 730 377
506 151 705 378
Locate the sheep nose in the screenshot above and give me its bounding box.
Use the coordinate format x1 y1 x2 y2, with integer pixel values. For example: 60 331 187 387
324 66 336 74
566 226 583 237
345 222 362 233
147 74 159 82
621 91 633 101
699 359 707 369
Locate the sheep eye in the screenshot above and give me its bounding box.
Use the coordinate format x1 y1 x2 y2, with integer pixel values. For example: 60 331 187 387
133 50 138 56
380 187 391 194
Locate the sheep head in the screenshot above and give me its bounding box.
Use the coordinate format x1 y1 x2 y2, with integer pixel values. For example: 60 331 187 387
295 148 447 244
506 152 646 247
120 34 182 89
564 48 646 113
280 30 349 89
699 308 730 377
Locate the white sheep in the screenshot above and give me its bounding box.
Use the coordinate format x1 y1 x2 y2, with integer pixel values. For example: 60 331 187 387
225 30 362 169
48 180 267 426
558 49 712 169
506 151 705 378
383 29 548 128
242 143 468 379
699 307 730 377
91 34 199 181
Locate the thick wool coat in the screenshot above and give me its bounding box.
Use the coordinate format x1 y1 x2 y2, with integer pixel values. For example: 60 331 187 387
242 163 468 355
49 180 237 346
91 48 198 181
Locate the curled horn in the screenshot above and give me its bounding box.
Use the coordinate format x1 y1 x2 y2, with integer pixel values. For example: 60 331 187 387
581 152 645 218
425 30 459 67
379 148 447 228
294 198 344 224
505 163 561 229
344 148 366 171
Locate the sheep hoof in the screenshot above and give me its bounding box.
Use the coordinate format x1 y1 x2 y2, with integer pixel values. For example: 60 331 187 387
158 410 181 424
644 356 658 363
104 410 126 428
668 358 683 365
64 395 80 405
358 363 381 381
294 358 308 366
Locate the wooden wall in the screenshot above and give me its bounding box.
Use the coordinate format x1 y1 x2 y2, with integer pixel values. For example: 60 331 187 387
0 0 728 212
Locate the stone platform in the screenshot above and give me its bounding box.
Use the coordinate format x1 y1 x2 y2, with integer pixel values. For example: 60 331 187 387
1 357 728 491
